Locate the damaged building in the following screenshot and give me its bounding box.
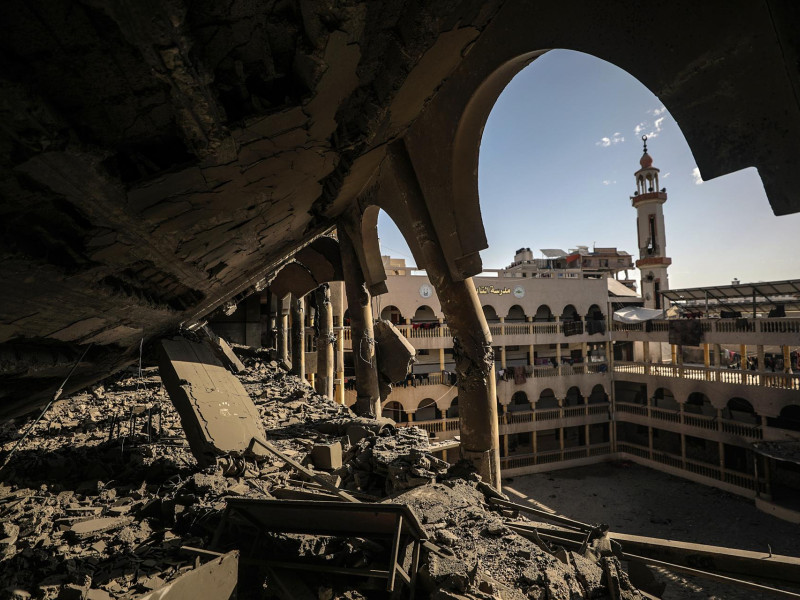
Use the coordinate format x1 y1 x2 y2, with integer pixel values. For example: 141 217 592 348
2 0 800 598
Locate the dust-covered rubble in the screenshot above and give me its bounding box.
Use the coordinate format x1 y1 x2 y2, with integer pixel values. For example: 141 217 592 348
0 347 644 599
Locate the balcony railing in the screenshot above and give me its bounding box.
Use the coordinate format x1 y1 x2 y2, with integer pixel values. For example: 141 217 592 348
611 317 800 336
500 443 612 470
616 441 766 493
614 361 800 391
615 402 764 439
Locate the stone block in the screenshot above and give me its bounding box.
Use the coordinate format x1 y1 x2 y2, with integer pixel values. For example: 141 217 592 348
311 442 342 470
374 320 416 384
158 338 267 467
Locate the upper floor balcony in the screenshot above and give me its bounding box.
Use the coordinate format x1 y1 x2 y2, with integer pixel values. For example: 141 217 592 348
614 361 800 392
611 317 800 346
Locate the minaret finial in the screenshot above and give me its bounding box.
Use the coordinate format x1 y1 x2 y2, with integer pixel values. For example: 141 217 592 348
642 135 648 154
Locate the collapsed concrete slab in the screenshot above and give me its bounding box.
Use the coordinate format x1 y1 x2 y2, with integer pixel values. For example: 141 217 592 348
374 319 416 395
158 337 266 467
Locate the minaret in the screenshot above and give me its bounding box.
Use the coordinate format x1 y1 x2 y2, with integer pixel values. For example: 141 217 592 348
631 136 671 309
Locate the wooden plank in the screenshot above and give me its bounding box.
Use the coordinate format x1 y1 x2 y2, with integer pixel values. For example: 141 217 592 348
387 515 403 592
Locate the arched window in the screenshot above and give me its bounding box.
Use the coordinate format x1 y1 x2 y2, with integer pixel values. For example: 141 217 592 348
507 305 526 322
560 304 579 322
564 386 584 406
537 388 558 410
724 397 757 424
383 401 406 423
416 398 439 421
588 384 608 404
413 305 437 323
446 397 459 419
534 304 553 322
482 305 500 323
380 305 403 325
509 391 530 412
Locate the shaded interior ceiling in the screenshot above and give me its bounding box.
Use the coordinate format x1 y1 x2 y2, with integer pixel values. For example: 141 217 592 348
1 0 799 416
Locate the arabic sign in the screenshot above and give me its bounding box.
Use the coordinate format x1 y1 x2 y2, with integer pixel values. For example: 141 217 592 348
476 285 511 295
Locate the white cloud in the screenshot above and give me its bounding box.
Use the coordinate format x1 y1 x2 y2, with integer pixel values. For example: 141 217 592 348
596 132 625 147
602 180 617 185
650 106 666 116
634 122 646 135
692 167 703 185
663 172 671 178
654 117 665 130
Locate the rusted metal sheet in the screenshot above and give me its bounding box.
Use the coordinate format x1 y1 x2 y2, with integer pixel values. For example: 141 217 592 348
135 550 238 600
158 338 266 467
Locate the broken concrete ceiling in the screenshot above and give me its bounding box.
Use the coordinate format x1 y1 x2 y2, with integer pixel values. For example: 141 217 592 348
1 0 799 415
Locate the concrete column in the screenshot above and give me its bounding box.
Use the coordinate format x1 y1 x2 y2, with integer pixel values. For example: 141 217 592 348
581 341 589 374
719 441 726 473
532 430 538 455
757 344 765 371
265 290 275 349
406 411 414 422
714 343 722 382
703 343 711 381
503 434 509 457
677 345 684 378
643 340 650 375
315 284 334 399
277 298 289 364
439 347 445 373
671 344 677 364
528 344 534 366
740 344 748 371
784 345 793 373
387 143 500 487
585 423 590 449
290 294 305 379
333 282 346 405
556 343 562 376
339 228 381 418
500 345 507 369
499 316 505 336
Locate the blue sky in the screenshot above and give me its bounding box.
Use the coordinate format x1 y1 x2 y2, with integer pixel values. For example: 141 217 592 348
378 50 800 289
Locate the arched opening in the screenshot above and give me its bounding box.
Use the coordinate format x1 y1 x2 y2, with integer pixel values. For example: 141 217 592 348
506 304 526 322
560 304 579 322
534 304 554 322
537 388 558 410
380 305 404 325
564 386 584 406
383 400 405 423
482 305 500 323
588 384 608 404
652 387 678 411
416 398 439 421
724 397 757 424
509 391 530 412
585 304 603 321
412 305 437 323
768 405 800 432
684 392 714 417
446 397 459 419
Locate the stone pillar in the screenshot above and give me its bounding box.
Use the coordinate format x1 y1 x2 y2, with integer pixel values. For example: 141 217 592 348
339 229 381 417
500 345 507 370
334 282 346 405
714 343 722 382
556 343 562 376
703 343 711 381
407 410 414 422
784 345 793 373
499 316 505 336
439 347 445 373
528 344 534 366
581 341 589 374
677 345 684 377
671 344 677 364
387 143 500 487
290 294 305 379
643 340 651 375
315 284 335 399
503 434 509 457
532 430 538 455
740 344 748 371
277 297 289 364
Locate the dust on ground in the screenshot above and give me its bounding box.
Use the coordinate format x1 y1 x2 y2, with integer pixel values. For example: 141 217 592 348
504 462 800 599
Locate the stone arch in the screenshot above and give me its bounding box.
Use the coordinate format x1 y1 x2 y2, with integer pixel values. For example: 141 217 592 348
446 396 459 418
537 388 558 410
724 397 757 424
383 400 406 423
585 303 604 321
771 405 800 432
416 398 439 421
560 304 579 322
652 387 678 410
413 305 437 322
482 305 500 323
506 304 526 321
564 386 584 406
509 390 530 412
534 304 553 322
380 305 403 325
588 384 608 404
685 391 714 416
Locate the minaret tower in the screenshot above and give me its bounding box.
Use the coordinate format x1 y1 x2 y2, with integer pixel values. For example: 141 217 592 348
631 136 671 309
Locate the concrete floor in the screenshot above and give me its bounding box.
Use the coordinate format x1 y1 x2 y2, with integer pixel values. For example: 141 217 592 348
504 461 800 599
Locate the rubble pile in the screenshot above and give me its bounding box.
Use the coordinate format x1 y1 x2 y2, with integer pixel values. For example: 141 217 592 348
0 349 645 599
396 479 643 600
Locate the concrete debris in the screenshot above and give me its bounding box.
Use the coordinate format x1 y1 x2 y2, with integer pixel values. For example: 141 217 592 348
373 319 416 394
0 344 648 600
158 337 266 467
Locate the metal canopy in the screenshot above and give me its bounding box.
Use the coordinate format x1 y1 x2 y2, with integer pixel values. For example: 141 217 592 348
540 249 568 258
662 279 800 314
